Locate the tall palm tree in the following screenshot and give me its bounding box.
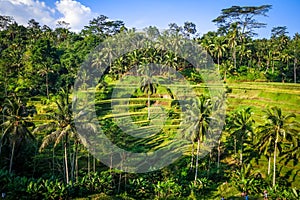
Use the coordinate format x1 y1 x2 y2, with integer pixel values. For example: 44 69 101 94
163 51 178 77
228 107 254 169
199 34 214 65
139 64 159 121
37 89 75 183
227 23 239 70
280 52 292 83
257 107 298 187
211 36 227 71
182 95 211 183
292 33 300 83
1 96 35 173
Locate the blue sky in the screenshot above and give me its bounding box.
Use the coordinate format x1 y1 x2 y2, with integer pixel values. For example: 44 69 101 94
1 0 299 38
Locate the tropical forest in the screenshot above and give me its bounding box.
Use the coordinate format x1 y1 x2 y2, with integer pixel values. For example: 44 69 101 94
0 4 300 200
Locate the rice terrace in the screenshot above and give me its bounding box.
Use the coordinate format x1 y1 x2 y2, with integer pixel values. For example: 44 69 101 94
0 0 300 199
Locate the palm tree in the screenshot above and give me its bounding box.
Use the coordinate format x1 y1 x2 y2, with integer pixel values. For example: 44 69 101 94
292 33 300 83
139 64 159 121
199 33 214 65
228 107 254 169
37 89 75 183
211 36 227 71
1 96 35 173
163 51 178 77
182 95 211 183
280 52 292 83
227 23 239 70
257 107 298 187
255 133 273 175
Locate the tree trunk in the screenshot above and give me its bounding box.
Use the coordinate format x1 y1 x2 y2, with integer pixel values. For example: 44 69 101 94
88 152 90 178
273 135 278 188
240 136 243 168
46 72 49 99
9 141 16 174
118 157 123 194
194 138 200 183
71 140 78 183
217 56 220 71
272 58 274 74
265 60 270 74
294 56 297 83
93 156 96 173
64 136 69 184
233 46 236 70
217 139 221 173
190 142 194 170
75 147 78 183
268 156 271 175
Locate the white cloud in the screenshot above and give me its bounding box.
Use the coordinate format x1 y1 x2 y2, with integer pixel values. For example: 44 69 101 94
0 0 96 32
0 0 56 27
55 0 96 32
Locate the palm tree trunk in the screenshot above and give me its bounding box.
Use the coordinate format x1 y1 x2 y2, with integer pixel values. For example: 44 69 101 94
273 135 278 187
75 149 79 182
118 158 123 193
240 136 243 168
88 152 90 178
294 56 297 83
194 138 200 183
93 156 96 173
46 72 49 99
190 142 194 169
64 136 69 184
272 58 274 74
9 141 16 173
268 156 271 175
71 141 78 182
233 46 236 70
217 139 221 173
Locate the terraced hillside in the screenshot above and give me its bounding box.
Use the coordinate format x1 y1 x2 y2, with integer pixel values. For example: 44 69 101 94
226 82 300 123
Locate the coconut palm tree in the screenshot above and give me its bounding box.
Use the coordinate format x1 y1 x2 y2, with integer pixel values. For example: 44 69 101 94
139 64 159 121
36 89 79 183
1 96 35 173
227 23 239 70
256 107 298 187
211 36 227 71
292 33 300 83
228 107 254 169
182 95 211 183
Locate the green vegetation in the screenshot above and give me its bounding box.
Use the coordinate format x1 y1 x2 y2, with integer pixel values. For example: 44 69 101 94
0 4 300 200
